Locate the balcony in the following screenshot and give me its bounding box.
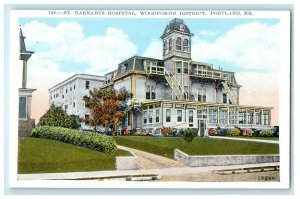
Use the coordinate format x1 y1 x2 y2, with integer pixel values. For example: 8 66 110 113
191 68 235 84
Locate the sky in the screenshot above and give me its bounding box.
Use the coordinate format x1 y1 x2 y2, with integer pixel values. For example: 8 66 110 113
18 17 281 125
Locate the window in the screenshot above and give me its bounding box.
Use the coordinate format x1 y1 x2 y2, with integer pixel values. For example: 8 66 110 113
239 111 246 124
198 89 206 102
66 89 68 93
176 62 182 73
177 110 182 122
64 104 68 111
189 110 193 123
164 40 168 55
176 37 182 50
263 111 269 125
70 86 72 91
197 109 207 119
19 96 27 119
143 111 148 123
156 109 160 123
74 85 76 90
166 109 171 122
73 102 75 108
220 110 228 124
149 110 153 123
86 81 90 89
151 86 156 99
223 93 227 104
229 110 237 124
62 95 64 99
209 108 218 124
248 112 254 124
256 112 261 125
121 63 127 74
169 38 173 51
183 39 189 52
85 115 89 125
184 86 189 100
183 62 188 74
146 86 151 99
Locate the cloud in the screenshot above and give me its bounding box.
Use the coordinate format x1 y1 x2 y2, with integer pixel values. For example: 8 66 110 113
22 20 137 121
198 30 218 37
192 21 281 73
142 39 162 59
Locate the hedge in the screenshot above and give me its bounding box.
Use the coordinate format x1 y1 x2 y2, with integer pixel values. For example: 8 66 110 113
31 126 117 154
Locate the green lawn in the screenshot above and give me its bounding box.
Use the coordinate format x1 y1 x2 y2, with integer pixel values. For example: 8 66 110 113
114 136 279 159
18 137 131 174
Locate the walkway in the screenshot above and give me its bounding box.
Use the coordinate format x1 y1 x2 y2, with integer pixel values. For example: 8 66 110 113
208 136 279 144
117 145 186 169
18 162 279 180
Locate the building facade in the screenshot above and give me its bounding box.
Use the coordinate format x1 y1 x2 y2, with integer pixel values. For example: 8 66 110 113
49 74 105 129
102 19 272 136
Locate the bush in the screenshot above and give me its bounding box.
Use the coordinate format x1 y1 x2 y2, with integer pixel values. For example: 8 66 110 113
218 128 228 136
133 132 147 136
38 105 81 129
181 128 198 143
208 128 217 136
242 128 253 136
160 127 174 136
251 129 261 137
260 130 273 137
227 128 241 136
31 126 117 154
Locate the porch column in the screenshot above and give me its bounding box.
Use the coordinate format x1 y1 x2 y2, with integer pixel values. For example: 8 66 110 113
227 107 230 126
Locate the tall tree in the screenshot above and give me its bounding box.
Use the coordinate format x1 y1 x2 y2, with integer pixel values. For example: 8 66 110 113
83 88 131 135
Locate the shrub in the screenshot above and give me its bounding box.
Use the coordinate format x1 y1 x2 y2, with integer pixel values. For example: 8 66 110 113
31 126 117 154
160 127 174 136
134 132 147 136
242 128 253 136
208 128 217 136
251 129 261 137
260 130 273 137
227 128 241 136
181 128 198 143
38 105 81 129
218 128 228 136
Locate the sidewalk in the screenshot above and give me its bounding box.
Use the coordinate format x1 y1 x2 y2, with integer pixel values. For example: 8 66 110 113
18 162 279 180
208 136 279 144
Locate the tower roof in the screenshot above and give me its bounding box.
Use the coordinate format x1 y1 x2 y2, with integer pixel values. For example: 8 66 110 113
161 18 193 38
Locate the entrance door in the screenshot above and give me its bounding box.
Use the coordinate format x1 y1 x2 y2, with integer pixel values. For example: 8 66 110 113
198 119 206 137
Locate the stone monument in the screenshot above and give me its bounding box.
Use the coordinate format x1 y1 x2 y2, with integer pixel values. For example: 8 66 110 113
18 27 36 137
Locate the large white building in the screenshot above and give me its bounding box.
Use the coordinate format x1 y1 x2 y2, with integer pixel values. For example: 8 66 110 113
49 74 105 128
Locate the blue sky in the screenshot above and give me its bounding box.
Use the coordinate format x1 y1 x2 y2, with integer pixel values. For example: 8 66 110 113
19 18 280 74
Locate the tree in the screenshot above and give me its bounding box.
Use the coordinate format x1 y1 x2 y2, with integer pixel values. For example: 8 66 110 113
83 88 131 135
38 104 81 129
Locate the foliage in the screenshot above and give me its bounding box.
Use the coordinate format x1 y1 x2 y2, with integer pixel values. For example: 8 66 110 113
260 130 273 137
181 128 198 143
251 129 261 137
226 128 241 136
208 128 217 136
217 128 228 136
160 127 174 136
133 132 147 136
83 88 131 135
31 126 117 154
38 104 81 129
242 128 253 136
18 138 130 174
272 126 279 137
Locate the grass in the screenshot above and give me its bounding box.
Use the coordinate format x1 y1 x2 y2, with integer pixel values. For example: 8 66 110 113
114 136 279 159
18 137 131 174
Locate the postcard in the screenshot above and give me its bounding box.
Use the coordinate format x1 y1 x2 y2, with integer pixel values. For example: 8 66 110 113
7 8 290 190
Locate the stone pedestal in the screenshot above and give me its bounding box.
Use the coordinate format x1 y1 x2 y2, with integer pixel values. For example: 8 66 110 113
18 88 36 137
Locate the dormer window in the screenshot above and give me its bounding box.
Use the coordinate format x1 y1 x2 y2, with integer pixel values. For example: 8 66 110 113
121 63 127 74
176 37 182 51
164 40 168 55
180 24 185 31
